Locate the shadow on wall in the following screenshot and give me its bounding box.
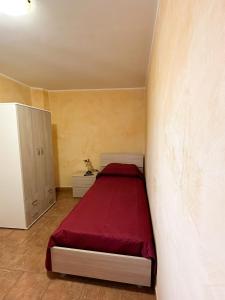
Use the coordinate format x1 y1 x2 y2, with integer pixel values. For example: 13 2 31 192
52 124 59 187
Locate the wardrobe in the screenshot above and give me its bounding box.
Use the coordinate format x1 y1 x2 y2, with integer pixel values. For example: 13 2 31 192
0 103 56 229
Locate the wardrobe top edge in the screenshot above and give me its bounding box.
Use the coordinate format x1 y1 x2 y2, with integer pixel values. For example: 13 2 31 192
0 103 50 113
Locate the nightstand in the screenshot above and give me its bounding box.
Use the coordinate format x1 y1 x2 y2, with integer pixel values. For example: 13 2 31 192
72 172 97 197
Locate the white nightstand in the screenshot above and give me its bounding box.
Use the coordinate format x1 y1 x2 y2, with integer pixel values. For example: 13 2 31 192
72 172 97 197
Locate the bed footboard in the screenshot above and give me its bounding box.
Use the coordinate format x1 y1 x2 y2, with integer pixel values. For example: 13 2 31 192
51 246 152 286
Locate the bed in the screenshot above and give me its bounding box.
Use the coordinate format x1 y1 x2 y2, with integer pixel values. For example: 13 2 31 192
46 153 155 286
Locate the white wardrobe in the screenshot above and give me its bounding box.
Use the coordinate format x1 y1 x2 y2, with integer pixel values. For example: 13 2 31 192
0 103 56 229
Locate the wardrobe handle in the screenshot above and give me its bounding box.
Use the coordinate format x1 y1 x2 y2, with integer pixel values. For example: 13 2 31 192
37 148 41 156
32 200 38 206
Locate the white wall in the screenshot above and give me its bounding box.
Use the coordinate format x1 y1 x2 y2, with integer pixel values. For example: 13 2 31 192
145 1 225 299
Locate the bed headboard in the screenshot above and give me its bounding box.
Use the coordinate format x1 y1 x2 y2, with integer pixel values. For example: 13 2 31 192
100 153 144 173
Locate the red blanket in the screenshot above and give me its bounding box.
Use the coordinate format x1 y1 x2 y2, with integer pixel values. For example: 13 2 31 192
46 164 155 271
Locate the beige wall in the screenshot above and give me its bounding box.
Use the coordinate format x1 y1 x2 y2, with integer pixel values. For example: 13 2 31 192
0 74 49 108
146 1 225 299
48 89 146 187
31 88 49 110
0 74 31 105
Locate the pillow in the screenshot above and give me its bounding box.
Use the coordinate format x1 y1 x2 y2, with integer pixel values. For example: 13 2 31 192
98 163 143 178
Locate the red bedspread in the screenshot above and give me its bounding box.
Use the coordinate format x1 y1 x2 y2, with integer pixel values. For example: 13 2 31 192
46 167 155 271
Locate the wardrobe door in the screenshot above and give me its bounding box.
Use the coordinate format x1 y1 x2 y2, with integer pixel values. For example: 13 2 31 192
31 108 46 218
42 111 56 209
16 105 37 226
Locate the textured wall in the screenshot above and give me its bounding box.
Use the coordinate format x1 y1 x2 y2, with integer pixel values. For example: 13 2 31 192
146 1 225 299
0 74 31 105
31 88 49 110
48 89 146 187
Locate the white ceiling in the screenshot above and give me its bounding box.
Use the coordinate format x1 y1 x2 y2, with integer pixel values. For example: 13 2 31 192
0 0 157 90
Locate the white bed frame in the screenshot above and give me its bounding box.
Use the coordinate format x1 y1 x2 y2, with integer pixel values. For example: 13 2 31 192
51 153 152 287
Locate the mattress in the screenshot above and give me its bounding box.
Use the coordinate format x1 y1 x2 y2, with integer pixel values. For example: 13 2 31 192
46 163 155 271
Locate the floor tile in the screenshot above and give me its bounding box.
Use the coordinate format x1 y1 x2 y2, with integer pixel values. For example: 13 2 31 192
0 269 23 300
4 272 50 300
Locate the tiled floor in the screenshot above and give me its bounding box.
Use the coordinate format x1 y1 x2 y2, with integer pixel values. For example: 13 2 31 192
0 190 156 300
